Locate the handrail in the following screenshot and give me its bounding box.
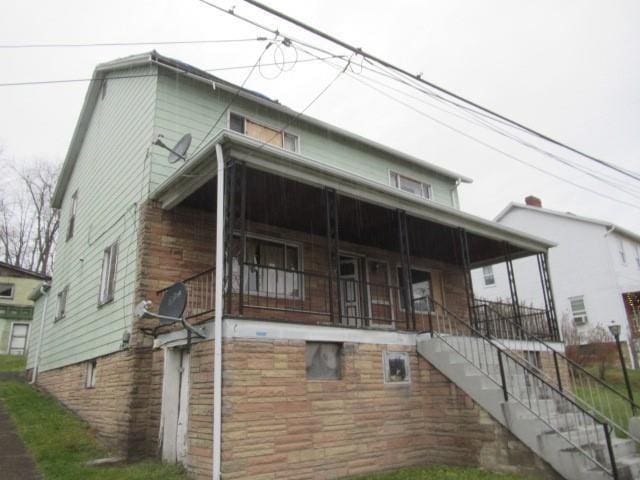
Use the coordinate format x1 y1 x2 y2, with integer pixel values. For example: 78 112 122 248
427 296 619 478
480 300 640 441
475 299 640 413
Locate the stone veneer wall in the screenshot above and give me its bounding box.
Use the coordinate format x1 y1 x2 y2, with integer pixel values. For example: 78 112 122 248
150 336 560 480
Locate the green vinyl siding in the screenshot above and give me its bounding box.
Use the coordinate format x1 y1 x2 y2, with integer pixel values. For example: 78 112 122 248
151 71 459 206
35 65 156 372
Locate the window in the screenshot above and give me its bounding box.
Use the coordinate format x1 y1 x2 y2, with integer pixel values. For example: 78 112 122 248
635 245 640 269
306 342 342 380
482 266 495 286
389 171 432 200
0 283 15 299
569 296 588 325
229 112 299 152
56 286 69 321
67 190 78 240
243 237 301 298
397 267 433 312
384 351 410 384
618 238 626 264
99 242 118 305
85 360 97 388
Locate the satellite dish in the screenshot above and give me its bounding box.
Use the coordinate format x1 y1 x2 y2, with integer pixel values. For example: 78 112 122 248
153 133 192 163
158 283 188 323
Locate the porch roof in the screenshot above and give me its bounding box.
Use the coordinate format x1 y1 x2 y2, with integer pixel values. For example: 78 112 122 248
151 130 555 266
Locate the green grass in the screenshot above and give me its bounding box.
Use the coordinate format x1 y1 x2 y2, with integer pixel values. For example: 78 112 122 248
0 380 187 480
345 465 531 479
0 354 26 372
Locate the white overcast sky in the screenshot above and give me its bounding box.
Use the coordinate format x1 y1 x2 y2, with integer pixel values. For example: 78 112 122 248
1 0 639 233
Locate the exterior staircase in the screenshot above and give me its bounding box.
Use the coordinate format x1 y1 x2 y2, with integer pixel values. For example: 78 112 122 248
416 299 640 480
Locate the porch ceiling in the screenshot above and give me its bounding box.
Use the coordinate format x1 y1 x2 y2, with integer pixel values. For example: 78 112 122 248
151 130 555 266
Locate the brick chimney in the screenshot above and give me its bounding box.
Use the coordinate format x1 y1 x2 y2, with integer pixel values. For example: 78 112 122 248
525 195 542 207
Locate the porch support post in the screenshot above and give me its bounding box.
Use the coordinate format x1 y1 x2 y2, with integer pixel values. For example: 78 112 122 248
537 252 559 340
503 242 521 327
397 210 415 330
212 143 226 480
237 162 247 315
224 159 237 315
324 188 341 325
458 228 476 328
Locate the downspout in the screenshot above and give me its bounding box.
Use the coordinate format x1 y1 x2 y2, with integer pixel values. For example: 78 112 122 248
212 143 225 480
31 284 50 384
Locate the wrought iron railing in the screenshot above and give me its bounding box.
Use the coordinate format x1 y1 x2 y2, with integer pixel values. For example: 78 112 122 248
157 267 216 320
473 298 556 341
427 296 621 479
472 299 640 444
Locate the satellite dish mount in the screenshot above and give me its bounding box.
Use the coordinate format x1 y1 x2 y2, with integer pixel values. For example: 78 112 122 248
135 282 206 338
153 133 192 163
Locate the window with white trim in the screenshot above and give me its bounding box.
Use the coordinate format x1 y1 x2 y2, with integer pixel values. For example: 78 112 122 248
56 286 68 321
0 283 15 299
635 244 640 269
482 266 495 286
99 242 118 305
67 190 78 240
569 296 588 325
618 238 627 264
384 351 410 384
229 112 299 152
397 267 433 312
389 171 432 200
239 236 301 298
305 342 342 380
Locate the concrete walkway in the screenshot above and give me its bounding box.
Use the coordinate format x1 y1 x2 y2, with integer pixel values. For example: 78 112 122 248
0 401 41 480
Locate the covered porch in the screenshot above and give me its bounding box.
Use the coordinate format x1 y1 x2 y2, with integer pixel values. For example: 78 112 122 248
150 131 559 341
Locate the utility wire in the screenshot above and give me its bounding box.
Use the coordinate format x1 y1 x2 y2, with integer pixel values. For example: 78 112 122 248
0 37 267 49
0 54 343 87
241 0 640 183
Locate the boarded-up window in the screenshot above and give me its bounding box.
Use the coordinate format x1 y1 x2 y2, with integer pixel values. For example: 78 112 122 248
228 113 298 152
384 351 410 384
245 119 283 147
306 342 342 380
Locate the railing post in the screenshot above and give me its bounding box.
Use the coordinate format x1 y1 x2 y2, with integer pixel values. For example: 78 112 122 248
497 349 509 402
224 159 237 315
603 423 619 480
503 242 521 328
458 228 476 331
238 162 247 315
537 252 559 341
324 188 341 325
552 350 563 392
397 210 415 330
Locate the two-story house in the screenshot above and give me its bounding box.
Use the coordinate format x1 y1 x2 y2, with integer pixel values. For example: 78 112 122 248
25 52 640 480
0 262 49 356
471 196 640 369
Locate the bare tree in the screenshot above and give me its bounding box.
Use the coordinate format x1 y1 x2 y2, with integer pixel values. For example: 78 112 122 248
0 155 60 275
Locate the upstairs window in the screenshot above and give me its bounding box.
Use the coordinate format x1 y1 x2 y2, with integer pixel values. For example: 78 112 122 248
482 266 495 286
229 112 299 152
56 286 69 321
67 190 78 240
99 242 118 305
0 283 15 299
569 296 588 325
618 238 627 264
389 171 432 200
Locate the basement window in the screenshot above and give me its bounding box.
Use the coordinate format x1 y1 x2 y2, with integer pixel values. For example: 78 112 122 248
85 360 97 389
306 342 342 380
384 351 410 384
229 112 299 152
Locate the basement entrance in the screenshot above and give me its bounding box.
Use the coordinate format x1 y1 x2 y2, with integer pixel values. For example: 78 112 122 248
161 347 190 464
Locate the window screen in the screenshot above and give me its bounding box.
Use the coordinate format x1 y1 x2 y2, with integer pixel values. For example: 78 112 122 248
384 351 410 383
306 342 342 380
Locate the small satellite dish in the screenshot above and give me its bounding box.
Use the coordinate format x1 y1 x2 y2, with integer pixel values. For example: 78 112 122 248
158 283 188 323
153 133 192 163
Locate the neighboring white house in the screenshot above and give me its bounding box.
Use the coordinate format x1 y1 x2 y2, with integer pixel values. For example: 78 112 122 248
471 196 640 366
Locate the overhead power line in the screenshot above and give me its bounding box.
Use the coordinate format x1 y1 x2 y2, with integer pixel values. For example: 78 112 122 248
241 0 640 183
0 37 267 49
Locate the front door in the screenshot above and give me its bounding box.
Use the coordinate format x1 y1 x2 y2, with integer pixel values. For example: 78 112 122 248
340 256 362 326
9 323 29 355
162 348 190 464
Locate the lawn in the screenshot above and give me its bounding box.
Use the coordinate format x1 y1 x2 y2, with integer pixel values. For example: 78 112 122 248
0 354 27 372
0 380 187 480
345 465 530 479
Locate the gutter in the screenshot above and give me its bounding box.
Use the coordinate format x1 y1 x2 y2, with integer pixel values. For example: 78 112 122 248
212 143 225 480
30 283 51 384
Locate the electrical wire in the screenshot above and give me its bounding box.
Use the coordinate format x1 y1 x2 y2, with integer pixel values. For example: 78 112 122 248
0 54 343 87
0 37 267 49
